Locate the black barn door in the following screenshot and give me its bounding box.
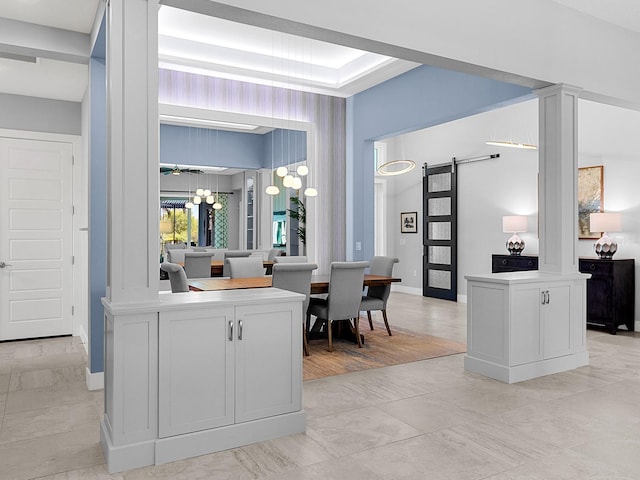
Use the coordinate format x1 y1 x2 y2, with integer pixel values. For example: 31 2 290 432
423 162 457 301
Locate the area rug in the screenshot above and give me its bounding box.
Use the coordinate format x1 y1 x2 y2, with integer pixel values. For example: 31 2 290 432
303 320 467 381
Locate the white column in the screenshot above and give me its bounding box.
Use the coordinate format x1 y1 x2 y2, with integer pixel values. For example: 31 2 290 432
106 0 159 302
536 84 582 274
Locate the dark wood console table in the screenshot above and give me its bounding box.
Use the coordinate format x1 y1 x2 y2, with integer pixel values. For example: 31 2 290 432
491 254 539 273
578 258 635 334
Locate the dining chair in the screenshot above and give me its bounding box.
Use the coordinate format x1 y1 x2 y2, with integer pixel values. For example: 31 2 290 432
227 257 266 278
307 261 369 352
272 262 318 356
273 256 307 263
360 256 399 336
267 248 283 261
222 250 252 277
160 262 189 293
183 251 214 278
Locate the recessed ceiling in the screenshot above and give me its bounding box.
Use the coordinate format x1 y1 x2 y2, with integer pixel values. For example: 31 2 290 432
0 1 639 101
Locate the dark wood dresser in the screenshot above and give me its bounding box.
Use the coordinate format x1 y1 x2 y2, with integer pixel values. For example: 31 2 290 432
578 258 635 334
491 254 539 273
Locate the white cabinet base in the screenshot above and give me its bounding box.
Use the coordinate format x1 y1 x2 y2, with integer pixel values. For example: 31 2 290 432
101 288 306 473
155 410 306 465
465 271 590 384
464 350 589 384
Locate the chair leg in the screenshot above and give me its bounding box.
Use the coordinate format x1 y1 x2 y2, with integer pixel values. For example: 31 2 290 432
354 317 362 348
304 312 311 356
366 311 374 330
382 309 392 336
327 319 333 352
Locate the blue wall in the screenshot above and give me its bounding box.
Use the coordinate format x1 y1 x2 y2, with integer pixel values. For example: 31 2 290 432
347 64 532 261
160 125 306 170
89 58 106 372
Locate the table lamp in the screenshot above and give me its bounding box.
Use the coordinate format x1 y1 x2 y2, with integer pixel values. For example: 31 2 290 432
503 215 527 255
590 212 622 258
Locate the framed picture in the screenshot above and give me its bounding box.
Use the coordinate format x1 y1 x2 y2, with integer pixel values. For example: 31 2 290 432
401 211 418 233
578 166 604 239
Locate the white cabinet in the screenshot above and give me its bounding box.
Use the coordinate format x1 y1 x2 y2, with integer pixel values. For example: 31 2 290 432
158 303 302 438
465 271 589 383
101 288 305 473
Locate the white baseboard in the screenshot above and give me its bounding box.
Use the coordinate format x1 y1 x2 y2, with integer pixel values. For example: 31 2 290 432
86 367 104 391
391 285 467 304
76 325 89 356
391 285 422 296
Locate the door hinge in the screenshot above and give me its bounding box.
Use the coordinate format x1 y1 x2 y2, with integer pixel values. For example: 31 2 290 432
72 306 75 315
72 256 75 265
72 155 75 166
72 206 75 215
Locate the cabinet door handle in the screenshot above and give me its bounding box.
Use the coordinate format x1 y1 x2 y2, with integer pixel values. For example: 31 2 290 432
238 320 243 340
541 291 545 305
228 321 233 341
547 291 550 304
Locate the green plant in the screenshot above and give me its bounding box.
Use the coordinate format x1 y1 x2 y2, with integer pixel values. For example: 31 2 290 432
287 195 306 245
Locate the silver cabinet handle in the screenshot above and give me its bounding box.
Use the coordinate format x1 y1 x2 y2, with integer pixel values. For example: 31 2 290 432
238 320 243 340
0 262 12 268
228 320 233 341
547 291 550 304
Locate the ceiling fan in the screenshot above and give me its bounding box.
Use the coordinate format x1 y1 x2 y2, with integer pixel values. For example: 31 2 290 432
160 165 204 175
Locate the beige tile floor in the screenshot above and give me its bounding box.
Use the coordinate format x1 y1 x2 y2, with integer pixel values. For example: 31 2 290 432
1 292 639 479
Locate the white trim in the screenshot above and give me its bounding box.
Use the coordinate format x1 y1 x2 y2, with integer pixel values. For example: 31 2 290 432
86 367 104 391
77 325 89 355
457 294 467 304
391 285 422 296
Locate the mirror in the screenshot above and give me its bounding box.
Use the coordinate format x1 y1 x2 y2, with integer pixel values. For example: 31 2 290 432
158 104 315 257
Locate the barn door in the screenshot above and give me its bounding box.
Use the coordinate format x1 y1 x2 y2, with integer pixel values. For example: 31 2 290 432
423 162 457 301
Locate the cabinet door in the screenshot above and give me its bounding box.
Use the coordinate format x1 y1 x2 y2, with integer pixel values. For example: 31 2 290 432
509 286 542 366
159 307 235 438
235 302 302 423
542 284 572 359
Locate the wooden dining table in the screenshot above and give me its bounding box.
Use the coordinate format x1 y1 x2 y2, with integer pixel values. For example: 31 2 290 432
178 260 274 276
188 273 401 295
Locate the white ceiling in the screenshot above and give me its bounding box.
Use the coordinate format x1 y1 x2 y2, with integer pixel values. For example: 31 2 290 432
0 1 639 101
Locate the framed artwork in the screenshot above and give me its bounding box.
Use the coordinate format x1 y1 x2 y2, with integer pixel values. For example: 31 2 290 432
401 211 418 233
578 166 604 239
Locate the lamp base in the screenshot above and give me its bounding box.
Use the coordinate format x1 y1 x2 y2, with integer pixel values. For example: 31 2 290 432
506 234 525 256
594 232 617 259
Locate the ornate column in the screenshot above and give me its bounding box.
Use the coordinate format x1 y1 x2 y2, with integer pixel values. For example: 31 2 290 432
105 0 159 302
536 84 582 274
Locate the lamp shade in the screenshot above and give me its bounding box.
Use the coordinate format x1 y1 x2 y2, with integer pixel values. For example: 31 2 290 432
502 215 528 233
589 212 622 233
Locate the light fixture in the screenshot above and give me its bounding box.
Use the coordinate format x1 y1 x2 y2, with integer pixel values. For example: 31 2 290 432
377 159 416 176
296 165 309 176
485 140 537 150
171 165 181 175
195 188 204 196
291 176 302 190
282 174 294 188
265 185 280 195
203 189 211 196
503 215 528 255
193 195 202 205
304 187 318 197
276 166 288 177
213 199 223 210
590 212 622 259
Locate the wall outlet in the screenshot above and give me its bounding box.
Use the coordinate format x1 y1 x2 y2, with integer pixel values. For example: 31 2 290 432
355 241 361 251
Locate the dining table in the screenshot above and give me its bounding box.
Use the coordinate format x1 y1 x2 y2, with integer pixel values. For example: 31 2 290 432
178 260 274 276
188 273 401 295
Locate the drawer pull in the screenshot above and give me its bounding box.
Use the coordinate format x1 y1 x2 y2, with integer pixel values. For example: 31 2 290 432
502 259 508 265
527 261 534 267
589 264 596 271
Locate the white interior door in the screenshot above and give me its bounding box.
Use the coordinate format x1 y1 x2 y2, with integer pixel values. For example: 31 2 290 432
0 136 73 340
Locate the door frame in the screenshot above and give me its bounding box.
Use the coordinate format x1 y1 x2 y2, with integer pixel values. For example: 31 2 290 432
0 128 84 344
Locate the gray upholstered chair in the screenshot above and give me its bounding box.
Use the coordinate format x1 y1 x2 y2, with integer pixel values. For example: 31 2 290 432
267 248 283 261
222 250 252 277
360 256 399 336
183 251 213 278
227 257 266 278
160 262 189 293
273 256 308 263
307 261 369 352
272 262 318 356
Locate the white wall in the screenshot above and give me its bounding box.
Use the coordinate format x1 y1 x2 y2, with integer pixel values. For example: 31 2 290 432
384 99 640 323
